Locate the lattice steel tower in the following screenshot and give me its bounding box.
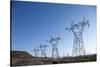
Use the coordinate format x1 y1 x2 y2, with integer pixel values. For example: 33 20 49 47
66 17 89 56
34 48 39 57
39 43 47 58
47 36 61 58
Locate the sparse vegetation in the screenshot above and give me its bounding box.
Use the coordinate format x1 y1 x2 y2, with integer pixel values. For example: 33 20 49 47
11 51 96 66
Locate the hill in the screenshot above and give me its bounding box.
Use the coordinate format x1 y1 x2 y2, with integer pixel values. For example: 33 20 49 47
11 50 33 66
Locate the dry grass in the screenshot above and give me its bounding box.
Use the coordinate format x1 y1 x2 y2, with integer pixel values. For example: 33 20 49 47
11 51 96 66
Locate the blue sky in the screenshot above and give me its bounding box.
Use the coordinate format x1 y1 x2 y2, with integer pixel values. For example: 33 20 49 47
11 1 96 57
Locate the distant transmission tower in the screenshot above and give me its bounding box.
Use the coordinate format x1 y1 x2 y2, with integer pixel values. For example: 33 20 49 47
66 17 89 56
47 36 61 58
39 43 47 58
34 48 39 57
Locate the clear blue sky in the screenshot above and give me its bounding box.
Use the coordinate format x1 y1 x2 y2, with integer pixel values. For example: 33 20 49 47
11 1 96 57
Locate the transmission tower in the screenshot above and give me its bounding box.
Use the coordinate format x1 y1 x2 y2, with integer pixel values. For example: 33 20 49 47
66 17 89 56
39 43 47 58
34 48 39 57
47 36 61 58
44 44 48 57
